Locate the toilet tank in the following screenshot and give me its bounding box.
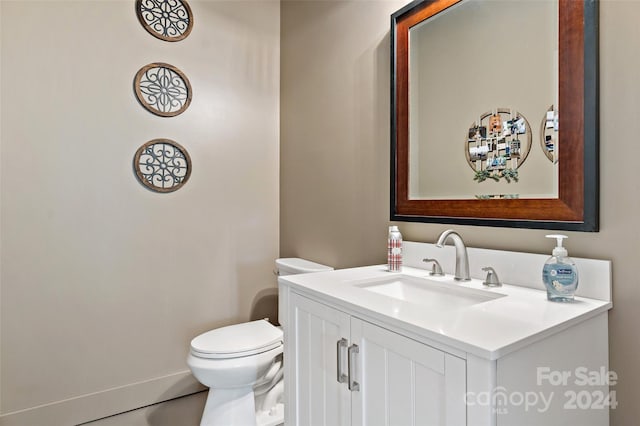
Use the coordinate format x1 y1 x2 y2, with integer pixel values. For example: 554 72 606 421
275 258 333 276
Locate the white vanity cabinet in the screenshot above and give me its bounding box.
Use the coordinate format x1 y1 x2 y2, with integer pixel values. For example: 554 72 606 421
285 292 466 426
279 244 612 426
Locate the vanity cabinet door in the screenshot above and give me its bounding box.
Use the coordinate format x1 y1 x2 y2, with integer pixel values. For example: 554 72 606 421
286 293 467 426
350 318 467 426
287 292 351 426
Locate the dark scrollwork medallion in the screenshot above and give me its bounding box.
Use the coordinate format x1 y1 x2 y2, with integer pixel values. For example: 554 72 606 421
134 62 192 117
134 139 192 193
136 0 193 42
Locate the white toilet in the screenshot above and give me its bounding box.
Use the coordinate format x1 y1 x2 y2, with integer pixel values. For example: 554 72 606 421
187 258 333 426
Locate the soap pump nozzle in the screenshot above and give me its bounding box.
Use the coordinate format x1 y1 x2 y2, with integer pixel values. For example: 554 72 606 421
546 234 568 257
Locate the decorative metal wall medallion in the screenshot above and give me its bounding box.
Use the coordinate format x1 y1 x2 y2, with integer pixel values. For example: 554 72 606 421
136 0 193 42
134 63 192 117
134 139 192 192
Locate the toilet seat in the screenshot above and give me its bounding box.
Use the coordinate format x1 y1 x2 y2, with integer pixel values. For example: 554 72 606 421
191 320 283 359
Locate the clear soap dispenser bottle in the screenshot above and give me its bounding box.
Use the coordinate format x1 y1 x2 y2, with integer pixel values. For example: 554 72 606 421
542 234 579 302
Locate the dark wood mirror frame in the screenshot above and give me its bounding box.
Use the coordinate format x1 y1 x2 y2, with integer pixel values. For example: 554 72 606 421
390 0 599 231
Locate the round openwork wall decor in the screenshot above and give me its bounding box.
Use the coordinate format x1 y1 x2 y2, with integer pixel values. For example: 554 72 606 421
540 105 559 164
134 63 192 117
136 0 193 42
134 139 192 193
465 108 532 173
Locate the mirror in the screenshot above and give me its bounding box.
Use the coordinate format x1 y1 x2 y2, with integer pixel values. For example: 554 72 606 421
391 0 598 231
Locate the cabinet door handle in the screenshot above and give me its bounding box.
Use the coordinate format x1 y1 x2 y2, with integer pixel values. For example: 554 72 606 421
347 343 360 391
336 338 348 384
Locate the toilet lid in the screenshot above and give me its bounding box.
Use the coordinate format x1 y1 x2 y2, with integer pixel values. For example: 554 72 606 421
190 320 283 359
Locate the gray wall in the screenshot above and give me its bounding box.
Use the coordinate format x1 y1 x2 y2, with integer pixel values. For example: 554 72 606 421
280 0 639 424
0 0 280 424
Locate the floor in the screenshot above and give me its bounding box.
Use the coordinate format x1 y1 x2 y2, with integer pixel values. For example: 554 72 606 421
81 391 207 426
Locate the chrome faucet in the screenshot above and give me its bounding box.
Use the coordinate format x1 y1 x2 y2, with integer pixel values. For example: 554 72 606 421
435 230 471 281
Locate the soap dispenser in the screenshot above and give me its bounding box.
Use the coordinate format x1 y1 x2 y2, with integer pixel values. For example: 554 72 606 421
542 234 579 302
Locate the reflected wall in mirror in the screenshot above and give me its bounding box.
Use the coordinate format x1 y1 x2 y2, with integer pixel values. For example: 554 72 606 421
391 0 599 231
409 0 558 200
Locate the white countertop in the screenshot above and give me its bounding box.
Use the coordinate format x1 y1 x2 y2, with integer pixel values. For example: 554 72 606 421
279 265 612 360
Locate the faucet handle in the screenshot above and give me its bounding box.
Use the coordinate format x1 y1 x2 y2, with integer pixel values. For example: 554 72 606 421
482 267 502 287
423 258 444 276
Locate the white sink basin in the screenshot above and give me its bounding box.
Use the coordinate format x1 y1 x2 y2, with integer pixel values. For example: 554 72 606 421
353 274 506 310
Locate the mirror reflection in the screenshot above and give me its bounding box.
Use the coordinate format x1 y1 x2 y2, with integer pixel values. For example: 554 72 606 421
408 0 559 200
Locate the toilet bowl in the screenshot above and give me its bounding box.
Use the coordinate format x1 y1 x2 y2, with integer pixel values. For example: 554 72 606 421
187 320 284 426
187 258 333 426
